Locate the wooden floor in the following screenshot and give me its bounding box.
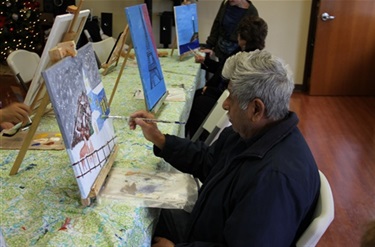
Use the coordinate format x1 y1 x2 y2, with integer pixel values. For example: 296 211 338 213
290 92 375 246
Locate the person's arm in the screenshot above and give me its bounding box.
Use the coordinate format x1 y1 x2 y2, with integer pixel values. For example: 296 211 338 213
203 56 220 73
128 110 166 150
0 102 30 124
129 110 216 175
205 0 226 49
155 133 215 178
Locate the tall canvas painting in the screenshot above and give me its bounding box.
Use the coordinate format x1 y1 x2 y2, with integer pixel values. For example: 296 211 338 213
24 10 90 106
174 3 200 56
125 4 167 112
42 43 116 199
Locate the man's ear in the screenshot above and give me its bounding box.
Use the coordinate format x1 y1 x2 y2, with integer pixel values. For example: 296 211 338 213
250 98 266 121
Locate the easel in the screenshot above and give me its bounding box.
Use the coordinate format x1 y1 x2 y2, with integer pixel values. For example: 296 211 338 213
63 1 85 42
170 35 178 57
10 0 118 206
82 145 119 206
108 25 133 106
108 7 168 106
169 0 197 60
105 23 169 107
170 32 198 61
9 2 87 176
26 0 86 118
49 43 119 206
47 39 114 203
101 25 130 76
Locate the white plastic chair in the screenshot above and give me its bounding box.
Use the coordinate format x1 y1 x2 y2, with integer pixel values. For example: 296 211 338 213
191 90 230 189
191 89 230 144
296 170 335 247
90 37 116 66
6 49 40 92
205 113 231 145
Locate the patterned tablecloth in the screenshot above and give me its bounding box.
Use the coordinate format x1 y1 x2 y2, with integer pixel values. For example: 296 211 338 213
0 49 202 246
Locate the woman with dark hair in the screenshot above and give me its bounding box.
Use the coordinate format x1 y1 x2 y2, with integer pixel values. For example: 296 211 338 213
202 0 259 63
186 16 268 140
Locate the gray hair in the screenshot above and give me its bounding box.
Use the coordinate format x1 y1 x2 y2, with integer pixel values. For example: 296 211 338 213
222 50 294 120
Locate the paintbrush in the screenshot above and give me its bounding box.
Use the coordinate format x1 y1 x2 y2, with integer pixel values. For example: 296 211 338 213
101 115 186 125
1 114 34 137
188 46 200 56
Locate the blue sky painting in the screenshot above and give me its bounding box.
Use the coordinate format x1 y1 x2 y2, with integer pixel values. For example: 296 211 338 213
174 3 200 55
125 4 167 112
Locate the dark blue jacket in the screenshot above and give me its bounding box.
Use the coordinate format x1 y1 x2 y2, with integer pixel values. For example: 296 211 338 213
154 112 320 247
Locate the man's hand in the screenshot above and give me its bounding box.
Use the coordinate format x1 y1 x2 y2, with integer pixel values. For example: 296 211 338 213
152 237 175 247
128 110 166 150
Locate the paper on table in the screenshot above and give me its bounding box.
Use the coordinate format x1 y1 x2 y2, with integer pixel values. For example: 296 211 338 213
134 87 186 102
98 167 198 211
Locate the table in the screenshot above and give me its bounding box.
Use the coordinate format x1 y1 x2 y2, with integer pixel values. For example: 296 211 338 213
0 49 202 246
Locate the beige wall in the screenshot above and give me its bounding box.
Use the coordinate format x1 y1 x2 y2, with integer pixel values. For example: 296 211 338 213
81 0 312 85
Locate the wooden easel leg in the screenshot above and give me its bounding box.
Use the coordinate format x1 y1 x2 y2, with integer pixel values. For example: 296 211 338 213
10 1 86 175
62 0 84 42
108 42 133 107
80 144 119 206
9 92 50 175
115 26 129 67
102 25 129 76
170 35 177 57
89 145 119 197
30 83 46 114
81 197 92 206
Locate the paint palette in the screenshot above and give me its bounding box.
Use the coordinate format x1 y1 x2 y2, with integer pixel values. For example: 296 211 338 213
30 133 64 148
0 131 65 150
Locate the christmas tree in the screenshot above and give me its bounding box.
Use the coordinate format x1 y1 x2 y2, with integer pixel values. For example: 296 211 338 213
0 0 44 62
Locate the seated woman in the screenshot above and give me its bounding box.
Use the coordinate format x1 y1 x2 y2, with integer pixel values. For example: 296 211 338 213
185 16 268 140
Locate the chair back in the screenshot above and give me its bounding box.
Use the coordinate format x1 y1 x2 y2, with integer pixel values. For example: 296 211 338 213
204 112 231 145
191 89 230 143
91 37 116 65
296 170 335 246
7 49 40 91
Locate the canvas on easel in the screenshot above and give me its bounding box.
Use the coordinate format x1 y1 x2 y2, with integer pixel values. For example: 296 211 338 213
42 43 117 202
9 9 90 176
24 9 90 112
125 4 168 113
3 10 88 137
172 3 199 58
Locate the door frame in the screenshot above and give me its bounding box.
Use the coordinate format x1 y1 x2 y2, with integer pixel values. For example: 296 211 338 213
302 0 319 93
